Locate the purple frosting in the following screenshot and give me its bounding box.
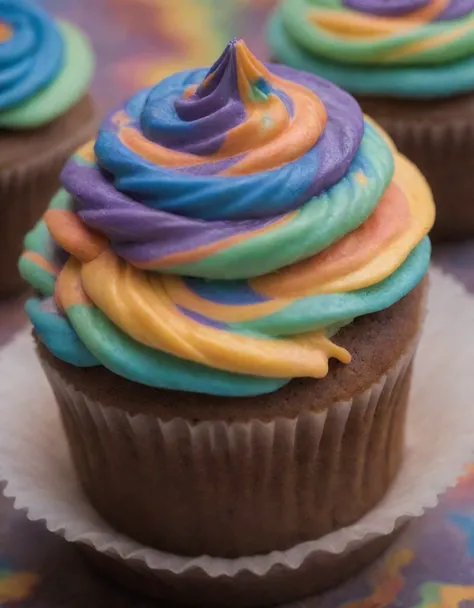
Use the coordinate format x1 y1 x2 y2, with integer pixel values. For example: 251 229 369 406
138 40 294 161
140 41 246 156
343 0 430 16
62 162 284 261
343 0 474 19
62 62 364 261
438 0 474 19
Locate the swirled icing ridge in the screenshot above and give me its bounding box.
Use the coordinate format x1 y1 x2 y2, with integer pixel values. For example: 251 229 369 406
0 0 94 127
343 0 474 19
0 0 63 111
95 40 362 221
64 58 386 280
268 0 474 97
139 39 326 165
20 42 434 396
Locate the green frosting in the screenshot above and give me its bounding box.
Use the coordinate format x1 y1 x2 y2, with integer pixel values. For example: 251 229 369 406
0 21 94 129
277 0 474 66
268 0 474 97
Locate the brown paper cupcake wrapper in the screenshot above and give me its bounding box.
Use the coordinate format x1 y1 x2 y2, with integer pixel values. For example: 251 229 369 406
359 94 474 242
0 95 96 297
41 345 415 559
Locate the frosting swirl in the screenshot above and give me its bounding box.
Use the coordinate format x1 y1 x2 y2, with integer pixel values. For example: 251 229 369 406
0 0 94 128
20 41 434 396
94 41 360 221
268 0 474 97
63 47 392 279
344 0 474 19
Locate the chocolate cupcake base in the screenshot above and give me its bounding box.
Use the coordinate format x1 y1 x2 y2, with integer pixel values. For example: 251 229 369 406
37 279 426 559
359 93 474 243
0 95 95 297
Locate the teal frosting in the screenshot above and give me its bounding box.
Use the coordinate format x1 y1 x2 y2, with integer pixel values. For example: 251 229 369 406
21 184 431 395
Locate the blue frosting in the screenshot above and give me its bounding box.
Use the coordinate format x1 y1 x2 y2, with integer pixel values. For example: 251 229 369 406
0 0 64 111
94 64 364 221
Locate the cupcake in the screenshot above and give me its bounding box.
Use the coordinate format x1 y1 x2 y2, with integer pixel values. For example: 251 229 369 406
267 0 474 241
20 40 434 561
0 0 94 296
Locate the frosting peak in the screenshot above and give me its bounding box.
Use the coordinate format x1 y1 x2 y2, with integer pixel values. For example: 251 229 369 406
93 46 354 223
165 37 327 166
141 39 248 155
107 38 327 198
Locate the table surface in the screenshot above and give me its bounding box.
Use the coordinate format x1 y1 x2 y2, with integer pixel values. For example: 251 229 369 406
2 1 474 606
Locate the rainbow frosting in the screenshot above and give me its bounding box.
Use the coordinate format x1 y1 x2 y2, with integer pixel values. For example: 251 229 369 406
20 40 434 396
0 0 93 129
268 0 474 97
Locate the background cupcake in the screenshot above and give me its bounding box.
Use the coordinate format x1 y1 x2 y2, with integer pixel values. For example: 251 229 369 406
268 0 474 242
20 40 433 560
0 0 94 296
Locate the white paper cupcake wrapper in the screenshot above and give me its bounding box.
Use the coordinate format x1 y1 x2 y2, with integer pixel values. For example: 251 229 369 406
0 267 473 596
40 341 413 559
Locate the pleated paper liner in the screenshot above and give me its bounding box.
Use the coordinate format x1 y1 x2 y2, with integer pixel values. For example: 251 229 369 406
0 268 473 606
0 95 95 297
41 346 414 559
80 527 406 607
359 93 474 243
